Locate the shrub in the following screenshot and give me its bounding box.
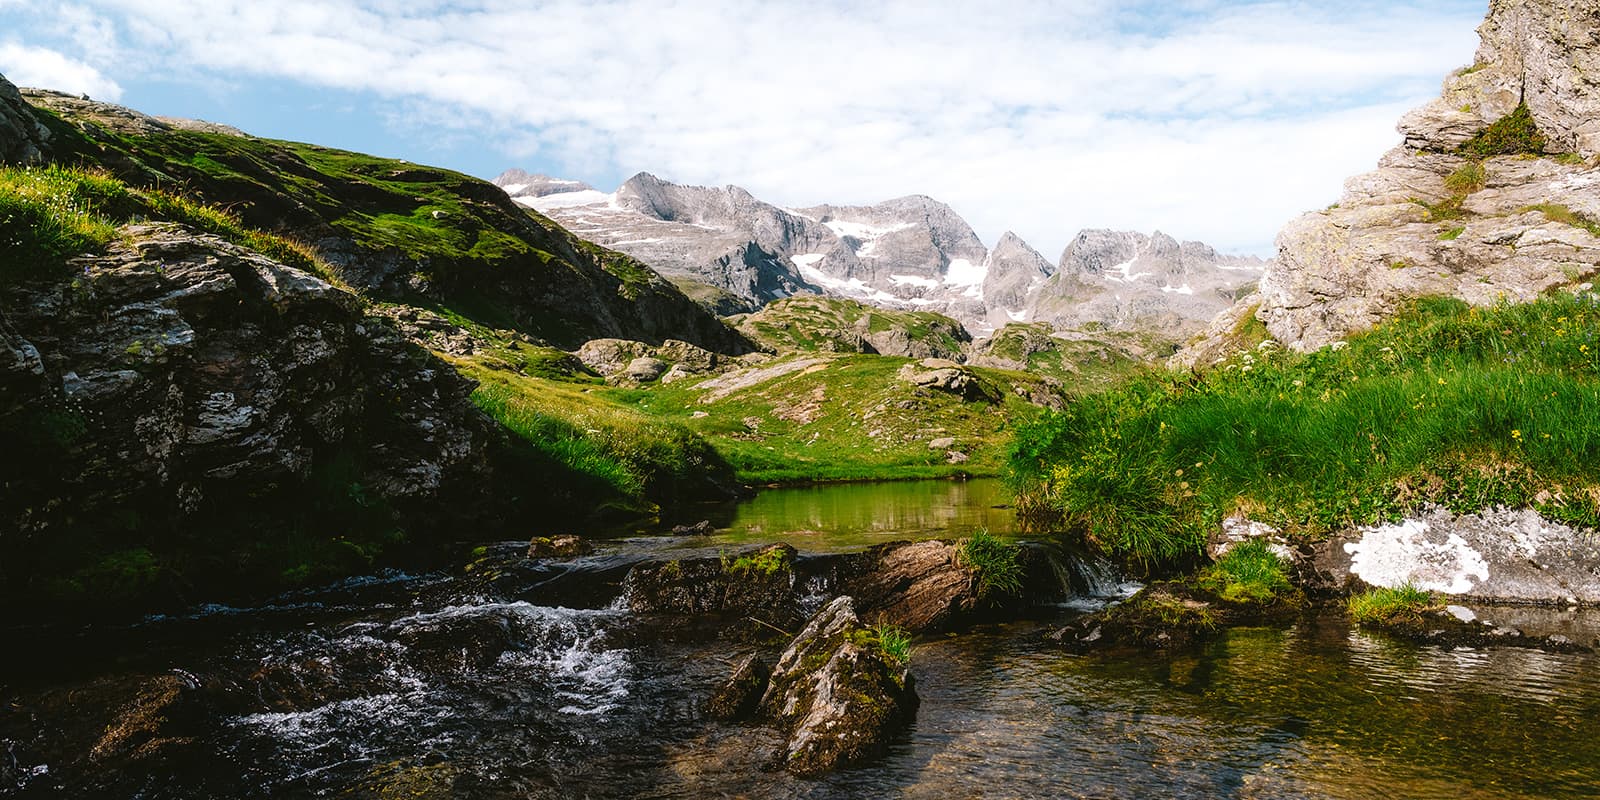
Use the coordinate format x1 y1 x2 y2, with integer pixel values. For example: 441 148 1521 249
1197 540 1293 604
1459 104 1547 157
957 529 1024 598
1348 584 1435 625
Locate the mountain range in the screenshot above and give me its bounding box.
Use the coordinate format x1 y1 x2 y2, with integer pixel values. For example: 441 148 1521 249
496 170 1264 340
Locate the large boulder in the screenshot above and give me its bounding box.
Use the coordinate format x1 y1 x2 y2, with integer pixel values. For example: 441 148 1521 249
754 597 918 776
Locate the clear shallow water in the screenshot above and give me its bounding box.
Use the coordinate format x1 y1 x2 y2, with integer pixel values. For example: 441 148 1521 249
6 481 1600 799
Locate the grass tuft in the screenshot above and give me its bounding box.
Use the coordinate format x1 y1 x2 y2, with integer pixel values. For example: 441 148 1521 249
1444 161 1487 195
1196 540 1293 604
1348 584 1436 625
957 529 1024 598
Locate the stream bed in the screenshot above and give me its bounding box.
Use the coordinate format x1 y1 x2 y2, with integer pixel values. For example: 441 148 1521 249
4 480 1600 798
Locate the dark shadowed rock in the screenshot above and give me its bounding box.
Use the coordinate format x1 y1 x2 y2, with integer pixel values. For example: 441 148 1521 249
0 223 503 614
0 73 50 165
621 544 798 620
707 653 770 721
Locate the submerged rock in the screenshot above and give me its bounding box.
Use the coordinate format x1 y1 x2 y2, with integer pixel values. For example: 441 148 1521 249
754 597 918 776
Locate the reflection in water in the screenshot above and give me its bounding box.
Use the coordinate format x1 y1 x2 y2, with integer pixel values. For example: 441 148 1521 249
696 478 1019 551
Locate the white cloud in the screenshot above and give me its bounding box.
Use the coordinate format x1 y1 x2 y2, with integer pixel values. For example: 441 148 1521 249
0 42 122 100
1 0 1488 256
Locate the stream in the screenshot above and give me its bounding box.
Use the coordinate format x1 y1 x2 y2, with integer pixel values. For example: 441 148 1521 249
4 479 1600 798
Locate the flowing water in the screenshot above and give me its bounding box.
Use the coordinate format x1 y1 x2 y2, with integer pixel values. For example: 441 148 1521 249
5 479 1600 799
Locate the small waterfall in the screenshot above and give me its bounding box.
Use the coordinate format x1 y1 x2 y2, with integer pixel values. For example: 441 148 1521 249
1026 541 1142 610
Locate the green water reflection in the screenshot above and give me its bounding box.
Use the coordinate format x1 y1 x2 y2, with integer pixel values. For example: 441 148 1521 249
696 478 1017 552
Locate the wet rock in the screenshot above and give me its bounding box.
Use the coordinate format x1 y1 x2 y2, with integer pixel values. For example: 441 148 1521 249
90 672 206 765
755 597 918 776
622 544 799 622
834 539 1002 633
1048 583 1220 652
670 520 715 536
1359 604 1592 654
527 534 592 559
707 653 770 721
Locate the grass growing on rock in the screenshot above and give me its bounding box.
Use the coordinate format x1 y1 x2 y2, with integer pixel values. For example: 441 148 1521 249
1196 541 1294 604
722 545 793 577
851 622 914 668
1348 585 1436 626
1459 103 1548 157
1007 293 1600 569
957 529 1024 598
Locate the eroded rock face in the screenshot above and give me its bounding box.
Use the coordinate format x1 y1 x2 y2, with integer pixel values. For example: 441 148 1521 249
1179 1 1600 364
0 73 50 165
755 597 918 776
0 223 499 611
1312 506 1600 604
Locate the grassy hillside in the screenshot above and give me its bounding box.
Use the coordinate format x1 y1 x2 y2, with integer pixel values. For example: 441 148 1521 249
20 89 749 353
1007 293 1600 567
737 295 969 357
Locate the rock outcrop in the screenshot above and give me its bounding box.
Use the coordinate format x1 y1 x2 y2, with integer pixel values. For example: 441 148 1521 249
752 596 918 776
0 223 501 612
1179 0 1600 364
0 72 50 164
1310 506 1600 605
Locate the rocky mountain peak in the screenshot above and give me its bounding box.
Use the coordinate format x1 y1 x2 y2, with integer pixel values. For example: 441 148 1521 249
492 169 595 199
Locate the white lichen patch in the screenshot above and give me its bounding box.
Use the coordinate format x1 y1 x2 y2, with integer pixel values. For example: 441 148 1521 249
1344 519 1490 594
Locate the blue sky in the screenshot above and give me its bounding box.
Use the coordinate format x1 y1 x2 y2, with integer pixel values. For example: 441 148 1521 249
0 1 1488 257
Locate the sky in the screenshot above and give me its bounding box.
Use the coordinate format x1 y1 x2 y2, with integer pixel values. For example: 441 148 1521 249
0 0 1488 258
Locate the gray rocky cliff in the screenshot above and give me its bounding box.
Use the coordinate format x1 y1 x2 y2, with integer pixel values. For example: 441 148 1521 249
1178 0 1600 366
